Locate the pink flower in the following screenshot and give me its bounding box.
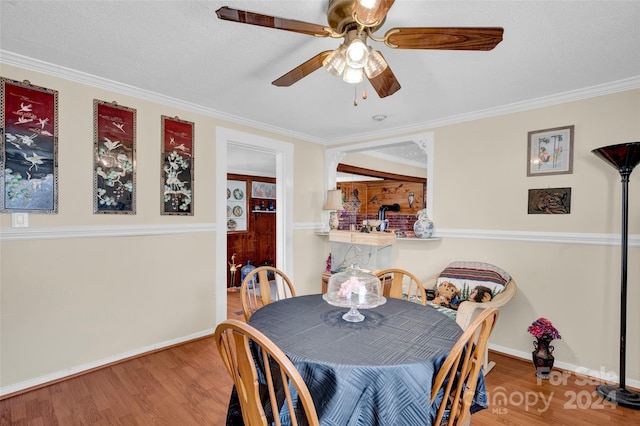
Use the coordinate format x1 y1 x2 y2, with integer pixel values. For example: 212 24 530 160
338 276 365 299
528 317 561 340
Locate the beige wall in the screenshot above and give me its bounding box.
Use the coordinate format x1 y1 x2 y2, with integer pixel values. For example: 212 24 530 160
0 63 327 392
389 90 640 383
433 91 640 233
2 60 639 393
1 233 216 381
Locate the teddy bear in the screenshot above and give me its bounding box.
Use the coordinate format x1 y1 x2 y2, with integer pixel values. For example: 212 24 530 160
468 285 493 303
432 281 460 309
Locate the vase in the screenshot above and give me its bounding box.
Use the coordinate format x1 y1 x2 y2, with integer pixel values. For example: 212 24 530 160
532 336 555 379
413 208 434 238
240 261 256 288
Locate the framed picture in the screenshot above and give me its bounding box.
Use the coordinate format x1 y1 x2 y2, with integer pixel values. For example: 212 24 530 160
251 181 276 199
1 77 58 213
93 100 136 214
528 187 571 214
161 116 194 215
527 125 574 176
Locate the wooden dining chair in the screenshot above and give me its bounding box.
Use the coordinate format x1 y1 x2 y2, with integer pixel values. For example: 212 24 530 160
240 266 296 321
430 307 499 426
376 268 428 305
215 319 320 426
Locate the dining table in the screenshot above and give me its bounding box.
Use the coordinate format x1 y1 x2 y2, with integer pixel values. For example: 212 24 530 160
226 294 488 426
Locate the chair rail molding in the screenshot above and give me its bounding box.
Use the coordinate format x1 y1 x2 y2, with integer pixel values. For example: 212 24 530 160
0 223 215 241
2 224 637 247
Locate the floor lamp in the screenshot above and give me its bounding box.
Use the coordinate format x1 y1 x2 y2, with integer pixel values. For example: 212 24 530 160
592 141 640 410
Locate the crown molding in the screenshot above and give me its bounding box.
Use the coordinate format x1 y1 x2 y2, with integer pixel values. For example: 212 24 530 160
326 75 640 145
2 50 638 147
0 50 325 145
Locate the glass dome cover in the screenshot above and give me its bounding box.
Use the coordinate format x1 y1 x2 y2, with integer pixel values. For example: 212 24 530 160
323 264 386 322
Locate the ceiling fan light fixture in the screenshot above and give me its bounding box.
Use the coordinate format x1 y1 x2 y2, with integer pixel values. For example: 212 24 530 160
345 38 369 69
364 47 387 78
219 4 504 99
323 44 347 77
343 65 364 84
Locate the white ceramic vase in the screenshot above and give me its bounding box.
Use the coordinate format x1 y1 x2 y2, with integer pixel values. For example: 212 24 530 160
413 208 434 238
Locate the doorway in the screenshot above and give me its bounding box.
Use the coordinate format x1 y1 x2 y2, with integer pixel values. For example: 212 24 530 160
215 127 294 324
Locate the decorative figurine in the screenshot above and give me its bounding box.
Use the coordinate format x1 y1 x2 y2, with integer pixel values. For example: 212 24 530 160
228 253 242 287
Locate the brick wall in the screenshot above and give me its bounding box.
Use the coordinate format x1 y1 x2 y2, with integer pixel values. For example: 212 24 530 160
337 212 416 233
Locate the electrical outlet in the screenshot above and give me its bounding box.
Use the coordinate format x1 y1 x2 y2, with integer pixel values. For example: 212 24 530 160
11 213 29 228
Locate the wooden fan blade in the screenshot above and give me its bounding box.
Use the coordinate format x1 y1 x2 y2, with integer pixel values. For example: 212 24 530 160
367 63 401 98
352 0 395 26
272 51 333 87
385 27 504 50
216 6 330 37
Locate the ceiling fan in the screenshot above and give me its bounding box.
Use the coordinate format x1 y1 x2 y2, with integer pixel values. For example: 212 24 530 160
216 0 503 98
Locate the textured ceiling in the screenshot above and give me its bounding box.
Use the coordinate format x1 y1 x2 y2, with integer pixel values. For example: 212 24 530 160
1 1 639 158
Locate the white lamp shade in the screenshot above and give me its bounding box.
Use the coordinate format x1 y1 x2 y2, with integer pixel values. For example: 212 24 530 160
323 44 347 77
343 65 364 83
345 38 369 69
364 48 388 78
323 189 344 210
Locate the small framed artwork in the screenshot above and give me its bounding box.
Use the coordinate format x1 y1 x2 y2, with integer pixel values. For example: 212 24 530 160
161 115 194 215
527 125 574 176
1 77 58 213
528 187 571 214
93 99 136 214
251 181 276 199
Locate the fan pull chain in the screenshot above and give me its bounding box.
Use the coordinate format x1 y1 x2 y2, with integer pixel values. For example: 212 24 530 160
353 84 369 106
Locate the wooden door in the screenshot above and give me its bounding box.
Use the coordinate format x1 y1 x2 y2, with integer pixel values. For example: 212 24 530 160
253 208 276 268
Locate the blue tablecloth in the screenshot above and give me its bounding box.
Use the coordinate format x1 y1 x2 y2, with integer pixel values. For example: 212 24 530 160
227 294 487 425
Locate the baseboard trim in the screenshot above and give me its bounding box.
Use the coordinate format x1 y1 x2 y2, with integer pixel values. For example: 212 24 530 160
0 328 215 399
488 343 640 391
4 336 638 399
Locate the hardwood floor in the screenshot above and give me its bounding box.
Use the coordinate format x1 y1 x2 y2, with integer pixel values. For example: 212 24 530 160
2 289 639 425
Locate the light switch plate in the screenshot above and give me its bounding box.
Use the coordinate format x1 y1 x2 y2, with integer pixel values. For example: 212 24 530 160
11 212 29 228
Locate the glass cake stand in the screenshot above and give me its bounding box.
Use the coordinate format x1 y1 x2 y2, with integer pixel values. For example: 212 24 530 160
323 264 386 322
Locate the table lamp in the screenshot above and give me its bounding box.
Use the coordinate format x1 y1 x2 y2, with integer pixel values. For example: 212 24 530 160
591 141 640 410
323 189 343 230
